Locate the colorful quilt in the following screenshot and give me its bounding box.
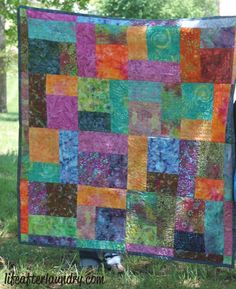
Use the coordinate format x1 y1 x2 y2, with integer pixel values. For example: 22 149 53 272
18 6 236 267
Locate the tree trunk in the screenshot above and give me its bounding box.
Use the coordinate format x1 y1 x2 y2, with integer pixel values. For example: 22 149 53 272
0 14 7 113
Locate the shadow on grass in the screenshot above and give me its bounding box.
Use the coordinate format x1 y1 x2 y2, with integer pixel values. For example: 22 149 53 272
0 112 19 122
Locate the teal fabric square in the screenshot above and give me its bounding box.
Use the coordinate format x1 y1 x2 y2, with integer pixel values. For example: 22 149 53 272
204 201 224 255
181 83 214 120
28 18 76 43
28 162 60 183
147 26 180 62
109 80 128 134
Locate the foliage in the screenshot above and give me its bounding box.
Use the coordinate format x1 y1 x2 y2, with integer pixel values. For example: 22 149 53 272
0 0 89 46
95 0 219 19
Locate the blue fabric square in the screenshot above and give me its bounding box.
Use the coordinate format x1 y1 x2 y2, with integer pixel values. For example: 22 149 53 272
174 231 205 253
147 137 179 174
96 208 126 241
59 130 79 184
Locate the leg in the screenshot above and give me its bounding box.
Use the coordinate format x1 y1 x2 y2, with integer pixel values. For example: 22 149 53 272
79 250 101 268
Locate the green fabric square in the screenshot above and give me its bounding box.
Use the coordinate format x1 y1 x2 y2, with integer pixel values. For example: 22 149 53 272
127 191 157 225
21 234 29 242
161 84 182 121
29 215 77 237
77 239 125 251
156 194 176 247
197 142 224 179
96 24 127 44
126 215 157 246
78 77 110 113
223 255 233 265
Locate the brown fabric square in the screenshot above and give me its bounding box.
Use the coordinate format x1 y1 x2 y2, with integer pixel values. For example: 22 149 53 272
147 172 178 195
46 183 77 217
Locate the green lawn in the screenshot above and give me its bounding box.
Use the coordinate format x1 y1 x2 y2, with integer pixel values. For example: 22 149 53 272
1 67 236 288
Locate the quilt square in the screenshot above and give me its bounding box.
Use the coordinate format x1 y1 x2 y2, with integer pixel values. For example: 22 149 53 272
96 24 127 45
147 172 178 196
46 183 77 217
28 39 60 74
129 102 161 136
200 27 235 49
78 111 111 132
147 137 179 174
77 206 96 240
46 95 78 130
200 48 234 83
78 77 110 112
181 83 214 120
96 44 128 80
197 141 225 179
28 182 47 215
127 26 147 60
29 127 59 163
46 74 78 97
175 197 205 234
18 6 235 268
29 74 47 127
147 26 180 62
59 43 78 75
96 207 126 242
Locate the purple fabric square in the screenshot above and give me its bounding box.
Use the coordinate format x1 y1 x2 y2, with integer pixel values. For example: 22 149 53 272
78 152 110 187
108 154 128 189
28 182 47 215
47 95 78 130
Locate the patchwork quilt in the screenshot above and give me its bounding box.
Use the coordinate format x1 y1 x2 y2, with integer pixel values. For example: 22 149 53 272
18 6 236 267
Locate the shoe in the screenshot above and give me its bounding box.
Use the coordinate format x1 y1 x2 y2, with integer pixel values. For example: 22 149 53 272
103 253 125 273
110 263 125 273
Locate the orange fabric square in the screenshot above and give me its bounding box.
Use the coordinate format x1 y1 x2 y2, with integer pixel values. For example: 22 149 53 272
20 180 28 234
46 74 78 96
195 178 224 201
180 119 212 141
29 128 59 163
127 26 147 60
180 28 201 82
96 44 128 80
212 84 231 142
127 135 147 190
77 185 126 209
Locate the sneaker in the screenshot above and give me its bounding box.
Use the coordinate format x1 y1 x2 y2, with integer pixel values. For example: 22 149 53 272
110 263 125 273
103 253 125 273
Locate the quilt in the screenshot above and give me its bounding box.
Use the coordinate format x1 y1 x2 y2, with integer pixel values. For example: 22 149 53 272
17 5 236 267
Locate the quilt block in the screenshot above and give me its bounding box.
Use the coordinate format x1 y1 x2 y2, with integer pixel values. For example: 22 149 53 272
18 6 236 267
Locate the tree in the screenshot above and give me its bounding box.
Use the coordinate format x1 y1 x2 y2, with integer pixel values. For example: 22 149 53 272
0 2 7 113
0 0 89 113
95 0 219 19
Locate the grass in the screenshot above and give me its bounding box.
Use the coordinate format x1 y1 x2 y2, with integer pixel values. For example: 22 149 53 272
1 66 236 288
